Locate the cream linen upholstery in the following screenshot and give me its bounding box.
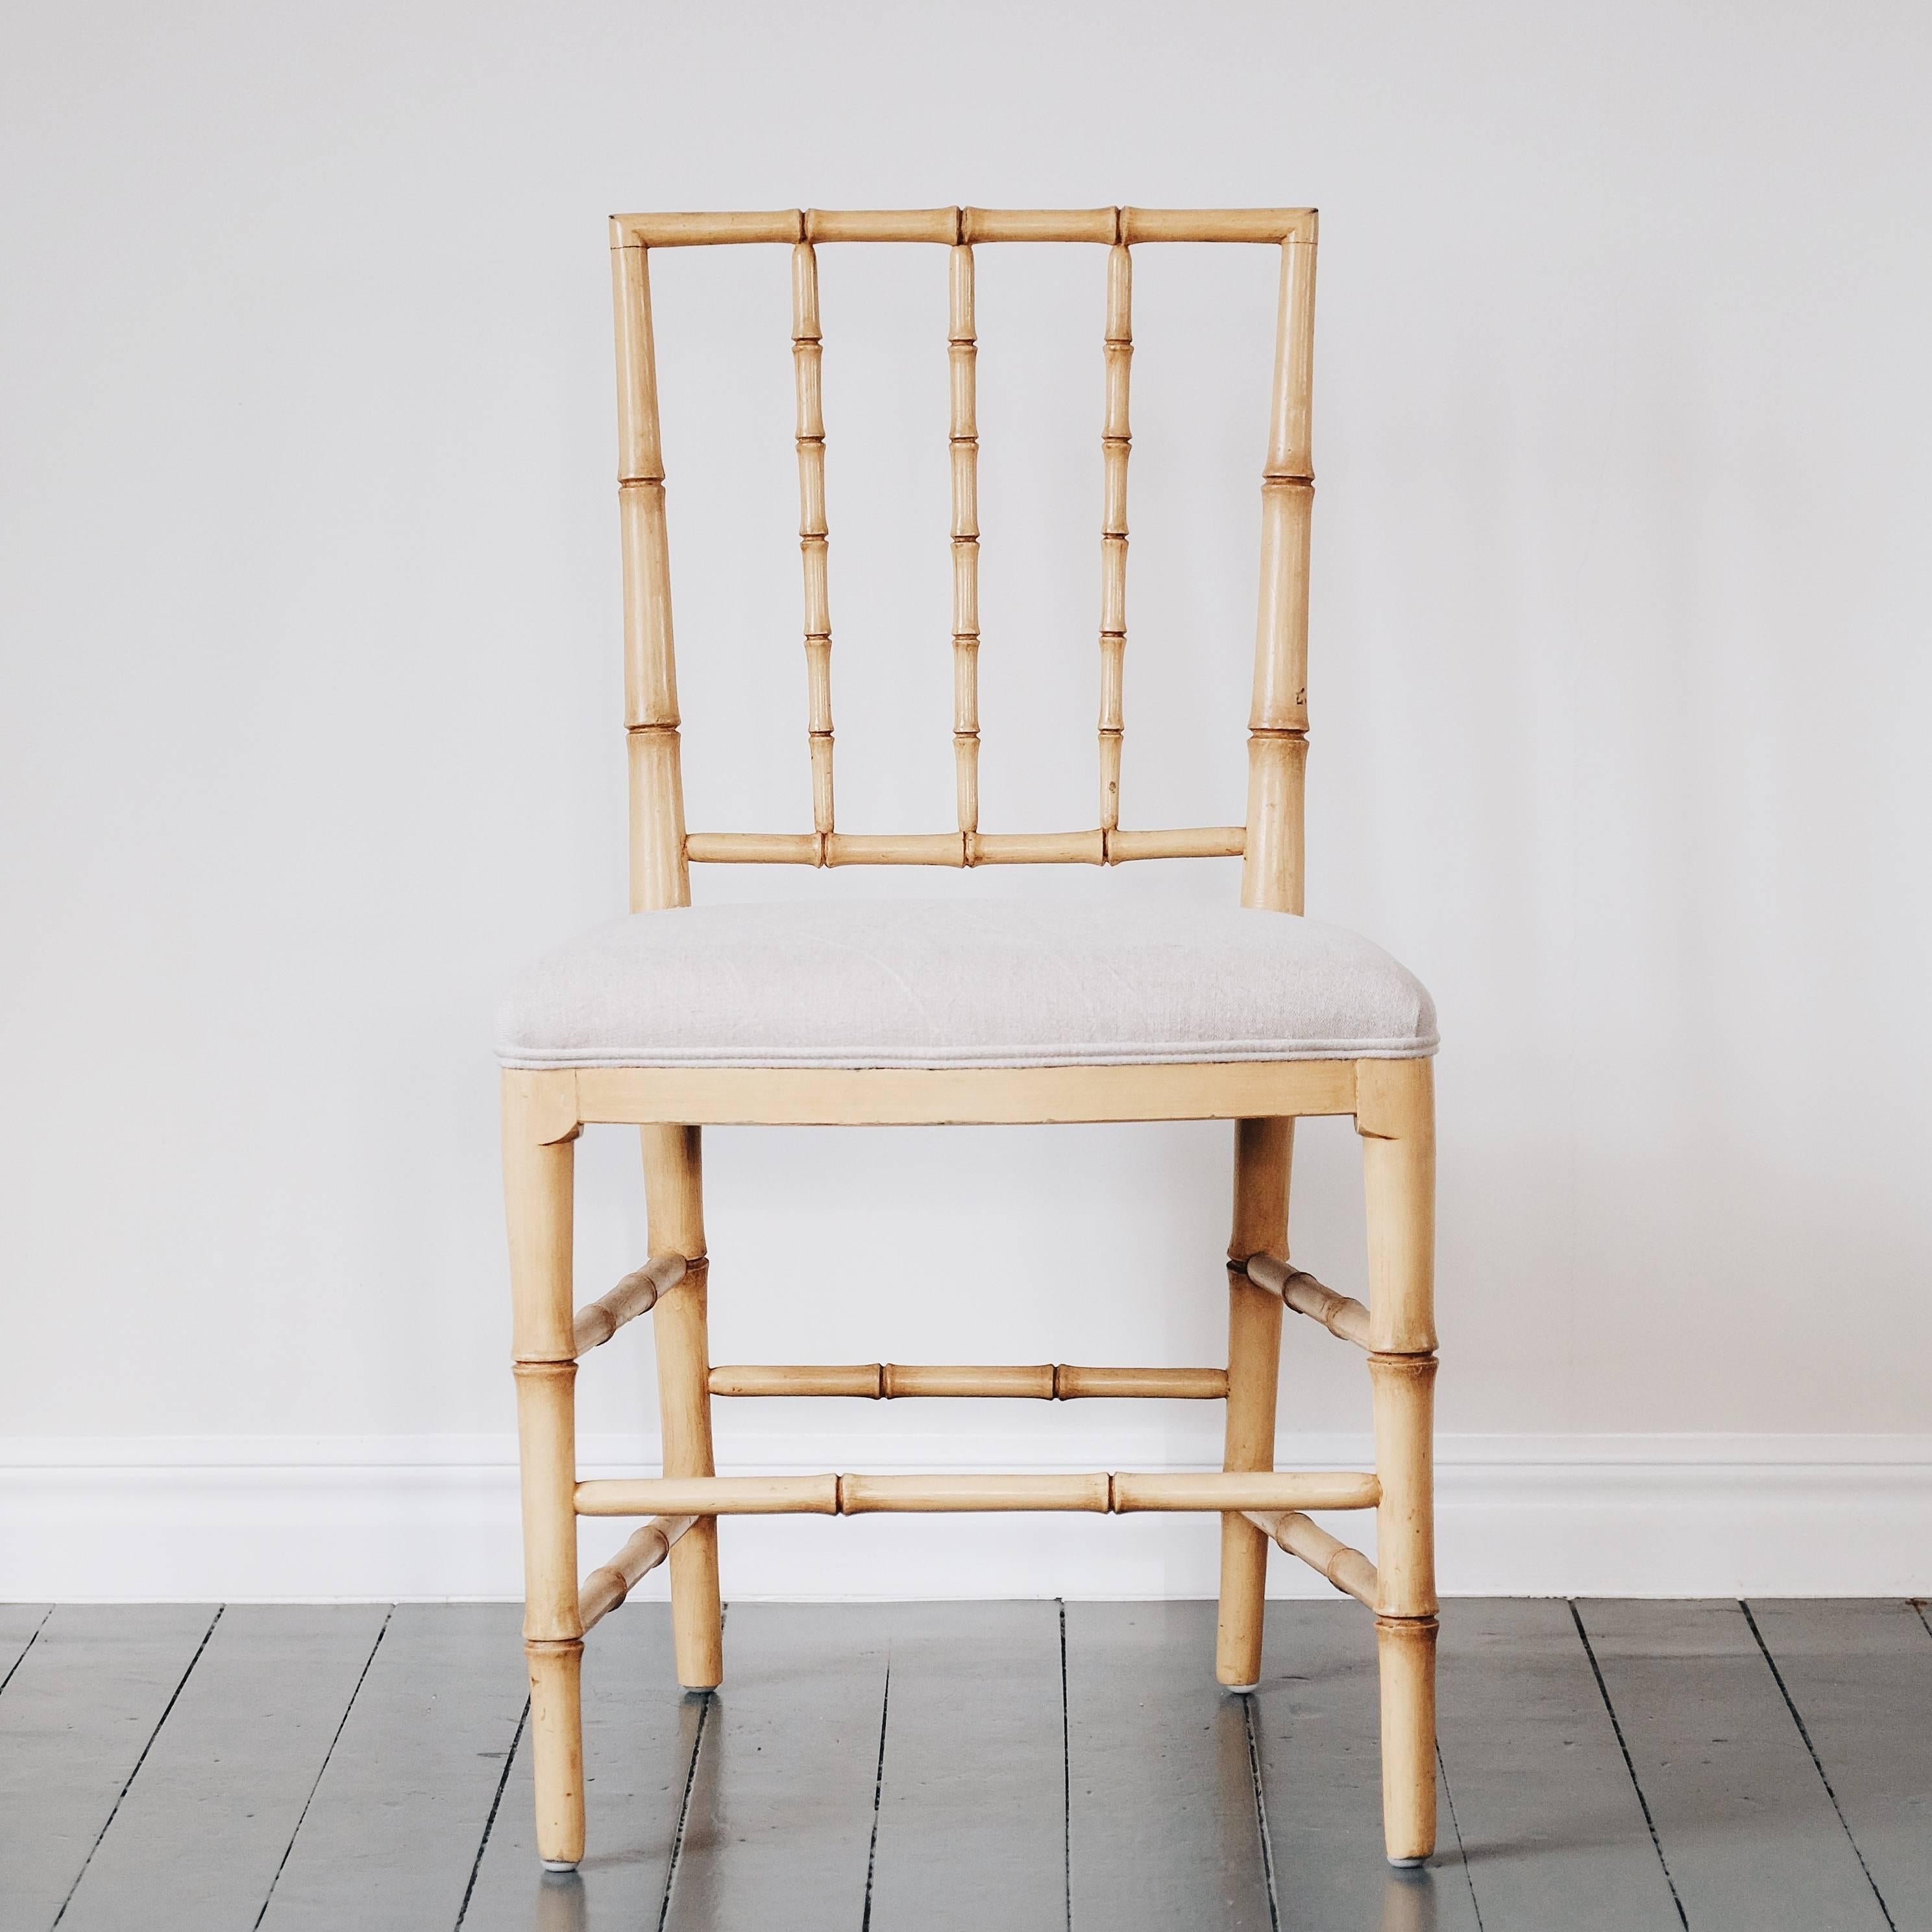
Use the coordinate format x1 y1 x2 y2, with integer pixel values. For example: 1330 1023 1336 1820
496 900 1436 1071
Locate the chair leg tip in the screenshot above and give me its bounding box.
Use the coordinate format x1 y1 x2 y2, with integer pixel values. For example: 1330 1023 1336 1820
1221 1680 1259 1694
1387 1855 1426 1869
542 1859 580 1872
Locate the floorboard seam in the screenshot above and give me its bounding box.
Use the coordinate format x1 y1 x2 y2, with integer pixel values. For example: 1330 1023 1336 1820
1058 1600 1071 1932
859 1661 892 1931
1740 1599 1898 1932
1434 1740 1485 1930
1569 1600 1689 1931
1913 1599 1931 1643
654 1688 713 1932
52 1604 225 1929
254 1604 391 1931
454 1690 530 1927
0 1604 53 1699
1241 1693 1281 1932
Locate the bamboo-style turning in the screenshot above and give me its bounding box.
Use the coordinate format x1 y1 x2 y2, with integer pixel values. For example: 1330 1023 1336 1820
515 204 1441 1875
1098 241 1132 833
1241 1252 1370 1348
950 241 980 835
578 1515 695 1632
707 1362 1230 1399
1242 1508 1379 1608
572 1253 686 1355
574 1469 1379 1519
794 238 835 837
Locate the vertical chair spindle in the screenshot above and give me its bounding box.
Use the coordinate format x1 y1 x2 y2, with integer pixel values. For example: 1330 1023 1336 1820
950 238 981 840
1098 241 1132 835
794 239 835 840
1241 228 1317 914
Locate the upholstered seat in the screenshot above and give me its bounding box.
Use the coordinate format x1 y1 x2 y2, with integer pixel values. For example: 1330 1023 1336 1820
497 899 1436 1071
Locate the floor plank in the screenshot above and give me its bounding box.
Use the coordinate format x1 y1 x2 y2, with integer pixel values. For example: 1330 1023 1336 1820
866 1600 1066 1932
1435 1598 1680 1929
461 1602 704 1931
0 1603 217 1930
0 1604 53 1691
1746 1598 1932 1929
1576 1598 1890 1931
661 1603 892 1932
1252 1600 1482 1932
59 1604 389 1932
1066 1599 1271 1932
257 1602 525 1932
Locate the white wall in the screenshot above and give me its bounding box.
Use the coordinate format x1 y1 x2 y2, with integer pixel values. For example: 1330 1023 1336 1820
3 1 1929 1598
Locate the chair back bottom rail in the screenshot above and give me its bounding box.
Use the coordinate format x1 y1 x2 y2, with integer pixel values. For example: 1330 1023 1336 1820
570 1469 1380 1517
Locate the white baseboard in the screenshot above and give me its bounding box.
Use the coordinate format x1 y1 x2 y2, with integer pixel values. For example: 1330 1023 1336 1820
4 1430 1927 1602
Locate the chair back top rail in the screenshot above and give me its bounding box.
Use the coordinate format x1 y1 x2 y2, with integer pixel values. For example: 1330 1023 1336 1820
609 204 1317 914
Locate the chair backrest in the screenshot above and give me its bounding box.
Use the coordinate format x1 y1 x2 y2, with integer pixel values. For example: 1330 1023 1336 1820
609 205 1316 915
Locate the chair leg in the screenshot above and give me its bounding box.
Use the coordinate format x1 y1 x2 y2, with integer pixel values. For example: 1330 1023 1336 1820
1217 1117 1292 1689
1360 1059 1437 1865
504 1078 585 1869
641 1123 724 1689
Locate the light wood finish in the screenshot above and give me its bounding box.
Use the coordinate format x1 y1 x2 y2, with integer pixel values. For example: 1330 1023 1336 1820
571 1252 685 1356
950 240 980 834
1241 1251 1371 1347
576 1474 842 1517
838 1473 1112 1515
1098 241 1132 832
1113 1469 1378 1514
503 206 1439 1874
1217 1117 1290 1687
639 1123 722 1689
577 1515 695 1633
707 1362 1227 1399
1055 1363 1229 1399
567 1057 1359 1128
1241 1508 1378 1607
1376 1617 1439 1864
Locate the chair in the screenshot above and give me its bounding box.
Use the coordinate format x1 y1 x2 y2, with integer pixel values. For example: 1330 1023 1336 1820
498 205 1439 1871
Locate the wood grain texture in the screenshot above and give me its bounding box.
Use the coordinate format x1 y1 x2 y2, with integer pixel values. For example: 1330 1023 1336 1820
463 1602 705 1931
0 1603 217 1928
661 1605 892 1931
1575 1598 1891 1931
866 1602 1065 1932
1066 1600 1271 1930
59 1606 388 1932
1744 1598 1932 1929
256 1604 526 1930
1434 1599 1681 1931
1252 1600 1479 1926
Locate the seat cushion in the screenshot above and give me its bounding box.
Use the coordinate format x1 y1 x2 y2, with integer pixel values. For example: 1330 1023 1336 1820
496 899 1436 1071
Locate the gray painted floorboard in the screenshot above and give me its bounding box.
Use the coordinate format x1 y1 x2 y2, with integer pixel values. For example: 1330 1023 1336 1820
1435 1598 1680 1930
255 1602 525 1932
461 1602 703 1932
1577 1598 1890 1932
0 1602 216 1931
1747 1597 1932 1930
0 1605 51 1690
58 1604 388 1932
866 1600 1066 1932
1253 1599 1480 1932
1066 1599 1271 1932
660 1603 893 1932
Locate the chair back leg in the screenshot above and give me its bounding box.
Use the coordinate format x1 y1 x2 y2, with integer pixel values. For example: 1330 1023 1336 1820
1217 1117 1292 1687
642 1123 724 1688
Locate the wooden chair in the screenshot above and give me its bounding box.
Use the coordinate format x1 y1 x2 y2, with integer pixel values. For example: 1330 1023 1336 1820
499 206 1439 1871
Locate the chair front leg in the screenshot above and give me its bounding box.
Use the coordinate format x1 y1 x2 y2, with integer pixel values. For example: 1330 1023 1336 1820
642 1123 724 1689
1359 1058 1437 1866
504 1075 585 1869
1217 1116 1292 1689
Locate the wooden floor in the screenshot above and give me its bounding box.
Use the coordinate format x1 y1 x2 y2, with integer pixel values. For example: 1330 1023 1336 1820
1 1599 1926 1931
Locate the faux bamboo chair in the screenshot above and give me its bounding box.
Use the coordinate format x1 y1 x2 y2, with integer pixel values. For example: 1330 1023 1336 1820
498 206 1439 1871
